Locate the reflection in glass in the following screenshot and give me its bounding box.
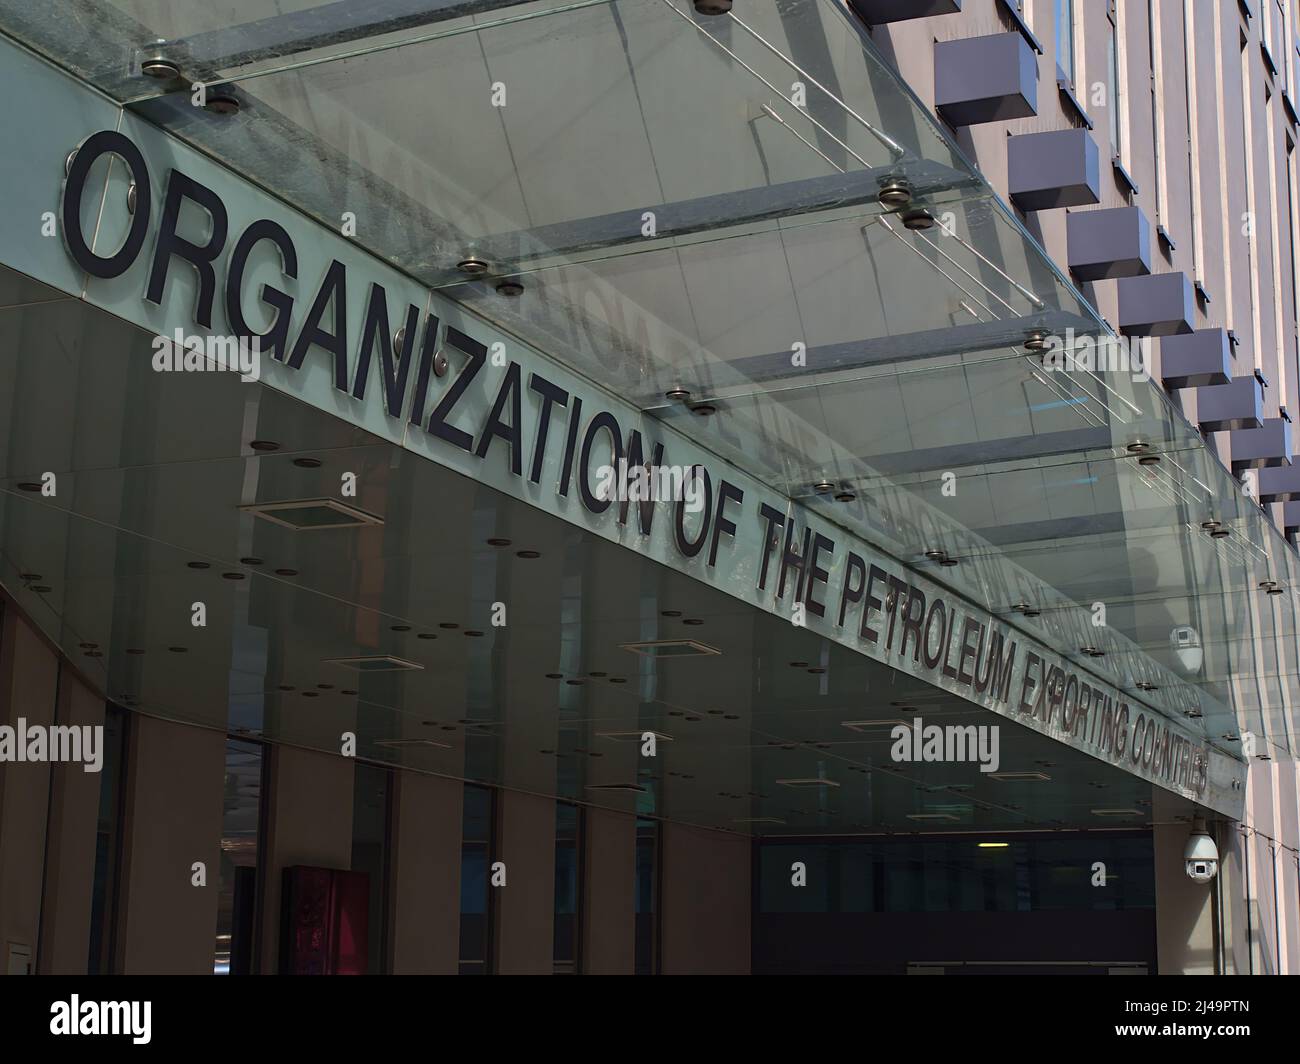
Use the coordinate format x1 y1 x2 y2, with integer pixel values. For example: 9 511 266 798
351 762 391 974
634 818 659 975
213 738 262 975
758 833 1155 913
459 784 495 974
553 802 583 973
87 704 127 974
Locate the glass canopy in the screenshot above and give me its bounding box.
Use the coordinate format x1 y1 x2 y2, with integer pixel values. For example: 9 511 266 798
0 0 1293 763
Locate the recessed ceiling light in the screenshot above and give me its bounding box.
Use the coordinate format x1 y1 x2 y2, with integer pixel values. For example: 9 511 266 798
241 498 383 530
187 561 210 570
487 537 512 547
168 646 188 653
789 661 809 668
597 730 674 743
439 623 459 630
325 655 424 672
609 677 627 684
278 684 295 691
18 573 41 581
566 678 585 685
17 482 43 492
222 572 245 580
390 624 412 632
316 683 334 690
977 842 1010 848
776 778 841 789
545 673 563 679
29 585 52 593
83 650 102 658
1080 646 1104 657
274 568 299 577
619 639 721 658
495 280 525 297
417 633 437 640
807 666 826 674
689 403 717 417
249 440 279 452
374 738 452 750
464 630 484 637
661 609 683 618
516 549 541 559
341 689 357 696
588 671 608 678
301 691 319 698
126 648 145 655
292 457 322 468
239 557 263 566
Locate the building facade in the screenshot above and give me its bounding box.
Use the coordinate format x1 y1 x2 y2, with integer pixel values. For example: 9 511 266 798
0 0 1297 975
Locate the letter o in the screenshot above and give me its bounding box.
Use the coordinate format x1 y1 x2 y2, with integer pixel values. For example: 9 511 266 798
62 130 152 278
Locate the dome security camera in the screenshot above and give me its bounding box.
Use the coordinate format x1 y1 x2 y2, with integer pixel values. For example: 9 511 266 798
1184 817 1219 883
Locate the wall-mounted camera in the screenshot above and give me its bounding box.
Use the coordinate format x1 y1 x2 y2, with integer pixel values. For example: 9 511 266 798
1184 817 1218 883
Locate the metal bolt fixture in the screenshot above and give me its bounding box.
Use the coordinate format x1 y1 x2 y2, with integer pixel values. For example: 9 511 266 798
693 0 732 13
204 87 241 115
140 58 181 80
1024 330 1050 353
901 209 935 231
877 177 913 210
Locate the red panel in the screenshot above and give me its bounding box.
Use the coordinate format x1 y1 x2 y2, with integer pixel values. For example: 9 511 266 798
283 866 370 975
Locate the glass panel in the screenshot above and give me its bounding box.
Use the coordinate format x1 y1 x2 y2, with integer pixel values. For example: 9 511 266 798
459 783 494 973
634 817 657 974
757 834 1155 913
351 761 390 973
1056 0 1075 84
87 703 127 975
213 737 263 974
553 802 581 972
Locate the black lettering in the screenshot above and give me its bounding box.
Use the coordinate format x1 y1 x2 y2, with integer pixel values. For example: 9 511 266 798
425 326 485 451
287 259 350 391
474 361 524 476
225 218 298 362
